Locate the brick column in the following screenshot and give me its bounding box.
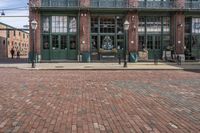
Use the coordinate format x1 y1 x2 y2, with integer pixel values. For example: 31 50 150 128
171 12 185 60
29 0 41 62
126 11 139 62
79 11 91 53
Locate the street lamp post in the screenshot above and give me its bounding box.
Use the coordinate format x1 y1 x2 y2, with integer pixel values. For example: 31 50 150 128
31 19 38 68
123 20 130 67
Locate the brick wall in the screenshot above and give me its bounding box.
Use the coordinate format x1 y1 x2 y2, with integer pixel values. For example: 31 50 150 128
0 23 29 58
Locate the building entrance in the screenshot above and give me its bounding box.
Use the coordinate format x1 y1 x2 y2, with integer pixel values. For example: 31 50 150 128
147 35 162 59
91 16 125 60
50 35 77 60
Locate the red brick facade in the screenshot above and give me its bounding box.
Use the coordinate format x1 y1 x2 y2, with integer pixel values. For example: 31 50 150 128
0 23 29 58
29 0 197 61
171 12 185 54
80 11 91 53
127 11 139 52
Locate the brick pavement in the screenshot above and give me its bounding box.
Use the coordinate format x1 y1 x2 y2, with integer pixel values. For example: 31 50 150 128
0 68 200 133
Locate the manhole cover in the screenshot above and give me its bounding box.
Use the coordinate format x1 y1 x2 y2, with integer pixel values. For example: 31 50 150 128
55 66 64 68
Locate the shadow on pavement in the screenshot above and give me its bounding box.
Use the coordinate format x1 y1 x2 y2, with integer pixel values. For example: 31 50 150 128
0 58 28 64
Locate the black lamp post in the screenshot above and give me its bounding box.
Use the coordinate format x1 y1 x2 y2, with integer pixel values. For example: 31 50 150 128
31 19 38 68
123 20 130 67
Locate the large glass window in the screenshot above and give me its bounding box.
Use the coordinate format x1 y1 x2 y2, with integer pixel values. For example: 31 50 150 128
100 17 115 33
146 17 161 33
52 16 67 33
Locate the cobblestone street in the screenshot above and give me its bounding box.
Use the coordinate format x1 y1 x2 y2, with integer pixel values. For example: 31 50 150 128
0 68 200 133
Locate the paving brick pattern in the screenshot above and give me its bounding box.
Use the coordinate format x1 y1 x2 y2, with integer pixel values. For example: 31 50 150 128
0 68 199 133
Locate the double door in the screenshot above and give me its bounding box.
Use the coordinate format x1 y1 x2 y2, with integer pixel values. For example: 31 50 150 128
51 35 77 60
147 35 162 59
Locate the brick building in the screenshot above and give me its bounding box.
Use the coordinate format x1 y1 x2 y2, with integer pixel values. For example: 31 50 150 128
0 22 29 58
29 0 200 62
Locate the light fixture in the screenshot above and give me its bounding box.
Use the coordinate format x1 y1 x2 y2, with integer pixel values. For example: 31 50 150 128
1 10 5 16
31 19 38 30
177 23 183 28
124 20 130 31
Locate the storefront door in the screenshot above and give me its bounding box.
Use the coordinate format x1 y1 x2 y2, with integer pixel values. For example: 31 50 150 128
147 35 162 59
51 35 77 60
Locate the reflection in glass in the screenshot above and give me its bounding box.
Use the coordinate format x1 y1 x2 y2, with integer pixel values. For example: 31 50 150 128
69 17 77 32
42 17 49 32
61 35 67 49
70 35 77 49
52 35 59 49
52 16 67 33
43 35 49 49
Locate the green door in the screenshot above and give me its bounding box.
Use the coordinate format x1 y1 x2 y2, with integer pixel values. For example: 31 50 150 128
68 35 77 60
50 35 77 60
147 35 162 59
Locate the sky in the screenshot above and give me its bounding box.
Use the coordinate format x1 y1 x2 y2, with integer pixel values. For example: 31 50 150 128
0 0 29 28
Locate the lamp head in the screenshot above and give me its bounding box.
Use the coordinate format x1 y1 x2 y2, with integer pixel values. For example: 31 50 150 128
31 19 38 30
124 20 130 31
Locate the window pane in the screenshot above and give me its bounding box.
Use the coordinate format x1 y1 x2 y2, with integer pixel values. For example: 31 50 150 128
69 35 77 49
91 17 98 33
92 36 98 51
52 35 59 49
100 17 115 33
43 35 50 49
69 17 77 32
192 18 200 33
42 16 49 32
61 35 67 49
52 16 67 33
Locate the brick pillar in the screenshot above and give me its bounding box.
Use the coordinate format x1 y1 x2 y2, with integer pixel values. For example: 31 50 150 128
80 11 91 53
127 11 139 52
29 0 41 61
172 12 185 54
171 12 185 61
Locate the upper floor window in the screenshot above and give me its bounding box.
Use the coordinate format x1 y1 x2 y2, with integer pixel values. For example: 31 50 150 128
163 17 170 33
139 17 145 33
52 16 68 33
42 16 50 32
69 17 77 32
146 17 161 33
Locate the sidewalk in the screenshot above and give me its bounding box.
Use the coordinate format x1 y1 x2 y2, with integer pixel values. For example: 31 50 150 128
0 62 199 70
